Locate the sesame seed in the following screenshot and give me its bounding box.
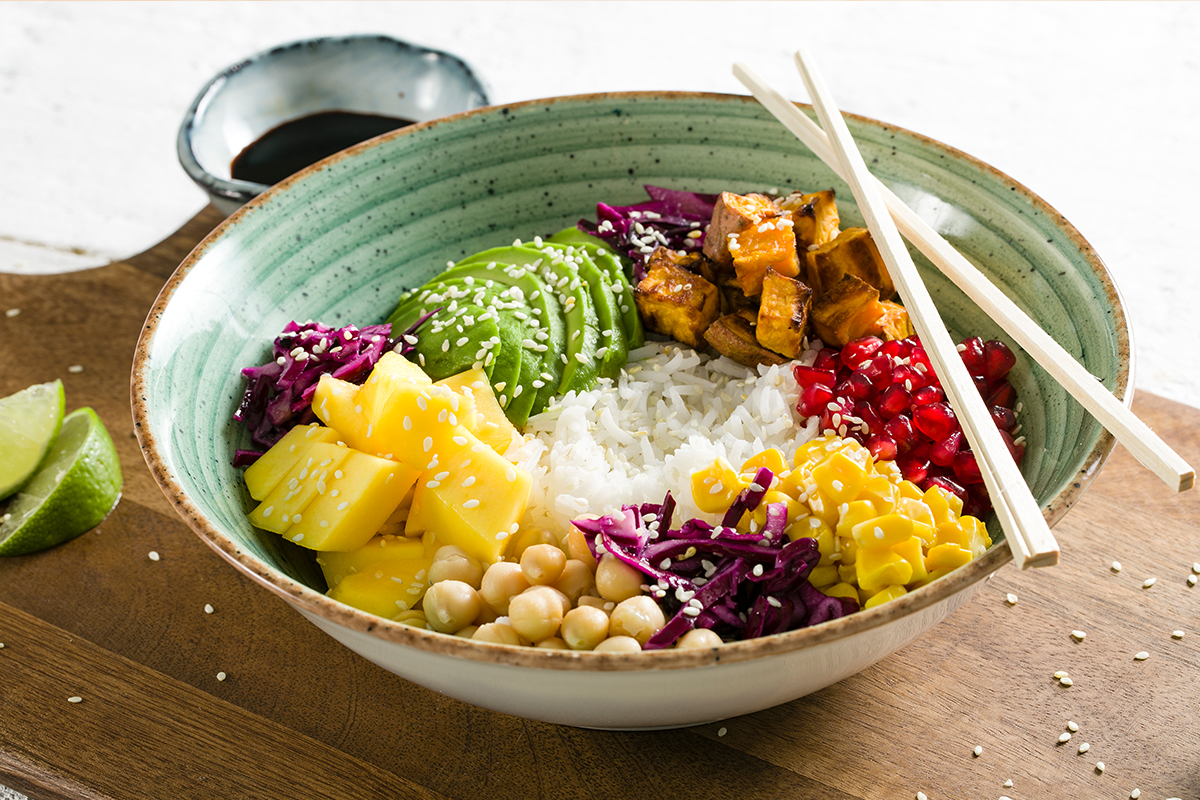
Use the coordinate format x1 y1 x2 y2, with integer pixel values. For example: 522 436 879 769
973 745 982 757
462 476 476 487
1095 762 1104 773
1071 630 1086 641
1003 779 1013 788
1059 732 1072 743
1142 577 1157 589
1112 561 1122 572
334 470 343 479
1193 562 1200 574
1005 593 1018 605
1172 630 1185 639
1134 651 1149 661
453 435 468 446
1078 742 1090 753
291 533 304 542
506 467 517 482
426 480 441 489
217 672 227 682
204 604 214 614
262 506 274 518
463 499 480 509
916 793 927 800
717 727 727 737
67 365 84 374
336 502 349 511
5 308 20 317
1189 575 1198 587
67 696 83 704
1130 790 1141 799
1059 676 1073 686
423 437 433 452
148 551 160 562
1067 720 1079 732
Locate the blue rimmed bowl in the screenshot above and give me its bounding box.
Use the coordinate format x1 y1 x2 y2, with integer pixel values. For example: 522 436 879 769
137 92 1129 729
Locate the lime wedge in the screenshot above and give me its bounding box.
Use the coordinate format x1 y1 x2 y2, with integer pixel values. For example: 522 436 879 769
0 407 122 556
0 379 65 500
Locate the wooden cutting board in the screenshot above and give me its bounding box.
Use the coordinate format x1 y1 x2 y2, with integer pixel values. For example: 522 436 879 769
1 207 1197 800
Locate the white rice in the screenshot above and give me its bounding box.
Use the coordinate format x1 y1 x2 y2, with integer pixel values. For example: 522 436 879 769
507 340 821 535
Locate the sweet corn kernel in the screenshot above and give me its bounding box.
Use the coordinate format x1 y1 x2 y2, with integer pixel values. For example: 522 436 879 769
811 450 871 505
863 584 907 609
808 564 841 588
815 527 841 566
837 563 859 585
836 500 880 540
896 479 924 501
857 547 914 592
959 515 992 557
741 448 788 480
750 490 803 530
789 514 833 544
851 513 915 551
859 474 899 515
923 485 962 526
926 543 973 572
837 534 858 565
690 457 745 514
891 535 929 585
821 581 859 601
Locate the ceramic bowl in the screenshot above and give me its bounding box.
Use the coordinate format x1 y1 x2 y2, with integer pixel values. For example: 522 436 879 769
177 34 489 216
136 92 1130 730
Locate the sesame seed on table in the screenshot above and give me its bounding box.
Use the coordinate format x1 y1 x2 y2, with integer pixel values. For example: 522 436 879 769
2 3 1200 799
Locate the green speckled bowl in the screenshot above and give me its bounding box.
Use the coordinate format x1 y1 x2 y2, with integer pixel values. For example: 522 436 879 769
133 92 1129 729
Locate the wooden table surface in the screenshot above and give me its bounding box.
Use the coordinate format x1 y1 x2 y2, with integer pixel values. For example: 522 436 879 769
0 207 1197 800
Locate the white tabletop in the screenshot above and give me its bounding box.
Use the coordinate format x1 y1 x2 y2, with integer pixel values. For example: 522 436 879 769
1 0 1197 419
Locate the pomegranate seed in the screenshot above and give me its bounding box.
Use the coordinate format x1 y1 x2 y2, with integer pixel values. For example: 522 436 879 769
879 338 911 359
907 346 933 377
860 354 893 390
813 348 840 372
988 381 1017 409
964 484 992 518
952 450 984 484
867 433 898 461
930 430 963 467
793 365 837 390
910 385 943 406
913 402 959 441
877 384 911 419
984 340 1017 385
840 371 876 402
891 364 926 391
959 337 986 378
990 405 1017 432
998 429 1026 464
971 373 989 398
897 453 930 484
923 475 967 506
854 402 884 437
797 382 834 417
840 336 883 370
883 415 916 453
820 397 855 434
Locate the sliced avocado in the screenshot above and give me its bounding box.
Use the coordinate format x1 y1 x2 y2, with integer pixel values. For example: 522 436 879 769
457 245 601 396
548 228 644 349
539 243 626 379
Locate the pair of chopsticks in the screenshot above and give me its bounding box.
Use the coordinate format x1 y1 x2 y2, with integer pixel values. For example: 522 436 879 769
734 49 1195 569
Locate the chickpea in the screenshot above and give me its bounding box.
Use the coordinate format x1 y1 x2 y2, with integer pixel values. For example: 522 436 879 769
561 605 610 651
422 580 483 633
608 596 666 646
594 554 645 603
552 560 595 605
472 622 522 646
576 595 613 614
454 624 480 639
508 586 564 643
479 561 530 615
565 527 597 568
675 627 724 649
429 546 483 589
473 602 499 626
535 636 570 650
593 635 642 653
392 609 428 628
520 543 567 586
506 526 558 561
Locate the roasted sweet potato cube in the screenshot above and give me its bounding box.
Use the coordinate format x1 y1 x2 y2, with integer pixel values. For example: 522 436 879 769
633 248 720 348
704 192 778 267
811 274 884 347
719 276 757 316
804 227 895 299
874 300 914 341
781 190 840 250
703 314 789 369
756 271 814 359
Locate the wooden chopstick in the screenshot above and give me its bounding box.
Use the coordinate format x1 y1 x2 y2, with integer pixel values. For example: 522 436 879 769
733 62 1195 494
789 46 1058 569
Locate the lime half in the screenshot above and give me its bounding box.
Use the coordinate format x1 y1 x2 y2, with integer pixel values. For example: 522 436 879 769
0 380 65 500
0 407 122 556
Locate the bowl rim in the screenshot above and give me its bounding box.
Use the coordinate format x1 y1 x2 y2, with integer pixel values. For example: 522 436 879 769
137 90 1130 673
175 32 491 205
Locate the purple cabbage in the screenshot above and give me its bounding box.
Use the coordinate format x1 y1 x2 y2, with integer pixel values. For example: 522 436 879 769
577 185 719 282
571 465 859 650
232 313 436 462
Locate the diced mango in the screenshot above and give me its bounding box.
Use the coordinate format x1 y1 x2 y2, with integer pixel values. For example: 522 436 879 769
856 547 914 592
317 531 431 589
284 450 421 551
749 490 802 531
960 515 992 558
897 480 925 501
925 543 973 572
741 448 788 480
815 525 840 566
357 351 433 425
924 485 963 526
837 563 858 585
249 442 353 535
851 513 915 551
243 423 342 500
859 474 899 516
312 375 368 446
812 450 870 505
808 564 841 588
821 582 859 602
691 457 744 514
910 566 955 589
788 514 832 543
326 553 436 619
836 499 878 540
406 434 532 566
436 368 517 455
891 535 929 586
863 584 907 609
838 534 859 565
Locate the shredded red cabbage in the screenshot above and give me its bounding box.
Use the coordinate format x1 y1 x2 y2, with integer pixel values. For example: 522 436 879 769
577 185 719 282
571 465 859 649
232 313 435 463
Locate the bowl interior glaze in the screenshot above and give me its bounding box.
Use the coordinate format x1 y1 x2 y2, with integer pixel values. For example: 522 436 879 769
137 92 1127 683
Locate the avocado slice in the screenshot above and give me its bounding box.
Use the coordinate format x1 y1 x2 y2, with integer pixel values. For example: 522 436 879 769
456 246 601 396
548 228 644 349
539 243 627 379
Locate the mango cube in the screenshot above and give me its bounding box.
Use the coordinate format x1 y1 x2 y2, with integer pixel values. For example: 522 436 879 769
891 535 929 585
863 584 907 609
249 443 353 535
836 500 878 540
856 547 913 592
811 450 870 505
808 564 841 588
741 448 788 480
435 368 514 455
821 582 859 602
851 513 915 551
243 424 343 501
326 552 436 619
317 532 430 589
789 514 832 543
925 543 973 572
691 457 745 514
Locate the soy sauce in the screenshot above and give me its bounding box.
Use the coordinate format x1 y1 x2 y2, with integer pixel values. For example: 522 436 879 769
231 110 414 185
